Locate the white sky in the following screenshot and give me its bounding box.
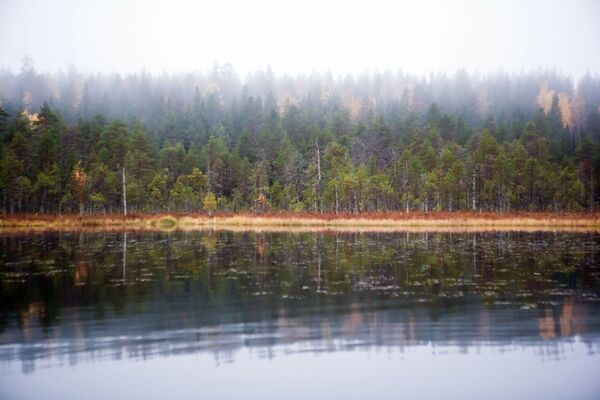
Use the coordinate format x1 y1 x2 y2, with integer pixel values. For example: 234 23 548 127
1 0 599 77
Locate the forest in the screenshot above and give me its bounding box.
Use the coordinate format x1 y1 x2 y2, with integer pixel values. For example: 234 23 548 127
1 61 599 215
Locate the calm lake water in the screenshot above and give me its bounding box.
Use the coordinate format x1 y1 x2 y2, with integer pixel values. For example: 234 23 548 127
1 230 600 399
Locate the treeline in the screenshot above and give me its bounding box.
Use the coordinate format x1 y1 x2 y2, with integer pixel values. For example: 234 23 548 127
0 101 598 215
0 65 599 214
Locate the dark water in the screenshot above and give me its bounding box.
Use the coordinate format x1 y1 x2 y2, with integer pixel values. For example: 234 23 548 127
1 230 600 399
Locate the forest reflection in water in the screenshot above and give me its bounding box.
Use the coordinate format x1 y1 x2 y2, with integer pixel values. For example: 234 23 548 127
0 230 599 376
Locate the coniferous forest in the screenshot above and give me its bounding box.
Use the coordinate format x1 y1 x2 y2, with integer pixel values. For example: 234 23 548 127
1 62 600 215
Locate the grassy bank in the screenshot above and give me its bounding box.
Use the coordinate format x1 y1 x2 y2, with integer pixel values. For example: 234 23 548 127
0 211 599 232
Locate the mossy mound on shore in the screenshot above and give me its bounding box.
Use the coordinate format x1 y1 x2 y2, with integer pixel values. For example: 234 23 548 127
150 215 178 229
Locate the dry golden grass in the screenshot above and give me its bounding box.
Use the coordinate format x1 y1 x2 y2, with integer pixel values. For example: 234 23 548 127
0 211 598 233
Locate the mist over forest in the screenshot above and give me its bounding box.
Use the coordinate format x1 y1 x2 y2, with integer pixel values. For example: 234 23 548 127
1 60 599 214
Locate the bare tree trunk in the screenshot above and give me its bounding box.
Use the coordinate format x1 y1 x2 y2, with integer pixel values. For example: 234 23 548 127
392 150 399 210
122 167 127 216
471 169 476 211
315 138 322 213
403 161 409 213
437 179 441 211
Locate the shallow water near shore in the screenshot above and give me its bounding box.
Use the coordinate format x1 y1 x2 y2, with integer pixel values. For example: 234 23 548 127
1 230 600 399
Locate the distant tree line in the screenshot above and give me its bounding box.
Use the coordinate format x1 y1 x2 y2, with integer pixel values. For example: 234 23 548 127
0 64 599 214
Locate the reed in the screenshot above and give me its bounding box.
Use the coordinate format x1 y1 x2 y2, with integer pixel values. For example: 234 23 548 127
1 211 599 231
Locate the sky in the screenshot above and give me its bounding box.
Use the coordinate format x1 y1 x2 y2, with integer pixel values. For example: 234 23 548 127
1 0 599 78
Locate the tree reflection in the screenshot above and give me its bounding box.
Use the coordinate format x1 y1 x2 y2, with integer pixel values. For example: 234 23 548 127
0 231 599 372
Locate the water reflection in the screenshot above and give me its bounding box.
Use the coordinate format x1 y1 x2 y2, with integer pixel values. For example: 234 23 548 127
0 230 599 375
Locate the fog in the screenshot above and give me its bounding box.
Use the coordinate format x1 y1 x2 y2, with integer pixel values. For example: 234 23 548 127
1 0 599 77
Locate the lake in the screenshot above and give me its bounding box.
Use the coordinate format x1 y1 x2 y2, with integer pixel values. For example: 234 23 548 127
1 230 600 399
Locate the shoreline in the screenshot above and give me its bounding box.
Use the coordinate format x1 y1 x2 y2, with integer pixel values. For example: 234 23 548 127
0 212 599 233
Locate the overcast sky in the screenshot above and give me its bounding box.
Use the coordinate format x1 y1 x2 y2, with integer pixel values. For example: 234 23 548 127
1 0 599 77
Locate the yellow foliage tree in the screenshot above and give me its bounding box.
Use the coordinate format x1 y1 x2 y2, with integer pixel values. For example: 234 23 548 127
203 192 217 217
